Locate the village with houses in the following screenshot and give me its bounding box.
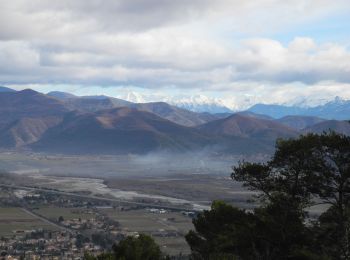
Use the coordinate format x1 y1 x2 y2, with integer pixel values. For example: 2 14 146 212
0 183 196 259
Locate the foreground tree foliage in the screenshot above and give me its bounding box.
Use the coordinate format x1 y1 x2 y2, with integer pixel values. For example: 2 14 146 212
113 234 163 260
186 132 350 260
84 234 164 260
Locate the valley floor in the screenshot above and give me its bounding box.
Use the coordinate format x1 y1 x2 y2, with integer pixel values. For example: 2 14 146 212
0 152 259 256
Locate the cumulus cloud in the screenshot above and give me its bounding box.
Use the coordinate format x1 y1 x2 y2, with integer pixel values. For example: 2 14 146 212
0 0 350 104
233 38 350 84
1 0 349 38
1 36 350 87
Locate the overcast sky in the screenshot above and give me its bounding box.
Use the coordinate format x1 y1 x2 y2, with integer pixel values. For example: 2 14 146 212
1 0 350 108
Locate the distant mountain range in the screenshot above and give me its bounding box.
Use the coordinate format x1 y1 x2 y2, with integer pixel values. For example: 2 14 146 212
47 91 222 127
248 97 350 120
112 92 234 113
48 90 350 121
115 91 350 117
0 87 348 155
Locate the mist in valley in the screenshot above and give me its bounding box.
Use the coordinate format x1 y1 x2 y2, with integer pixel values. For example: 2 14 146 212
0 150 261 209
0 150 266 178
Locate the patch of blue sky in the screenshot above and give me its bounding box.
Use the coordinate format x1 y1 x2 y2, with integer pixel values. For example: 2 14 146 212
273 12 350 45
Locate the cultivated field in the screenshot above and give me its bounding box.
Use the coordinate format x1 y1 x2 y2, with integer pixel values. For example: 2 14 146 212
32 207 95 221
102 208 194 255
0 207 57 237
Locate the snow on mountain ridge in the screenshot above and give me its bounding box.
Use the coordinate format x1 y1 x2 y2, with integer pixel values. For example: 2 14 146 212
116 92 234 113
285 96 335 108
118 91 147 103
166 95 234 113
114 90 350 114
279 96 347 108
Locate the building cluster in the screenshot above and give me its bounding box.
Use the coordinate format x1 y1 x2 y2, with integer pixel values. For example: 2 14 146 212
0 186 195 259
0 229 103 260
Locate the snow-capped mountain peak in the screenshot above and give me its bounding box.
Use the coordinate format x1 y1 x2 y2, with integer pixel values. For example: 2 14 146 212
122 91 147 103
115 90 350 115
330 96 347 104
116 91 234 113
166 95 234 113
286 96 344 108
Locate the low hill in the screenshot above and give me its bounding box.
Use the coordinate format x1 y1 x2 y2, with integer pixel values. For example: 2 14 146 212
49 93 217 127
277 116 326 130
31 107 214 154
235 111 273 120
0 89 68 129
132 102 218 127
47 91 76 99
0 116 63 147
62 96 132 113
303 120 350 135
197 114 298 140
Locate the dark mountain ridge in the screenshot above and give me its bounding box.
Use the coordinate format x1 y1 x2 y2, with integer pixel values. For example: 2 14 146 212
48 91 219 127
302 120 350 135
0 86 16 92
198 114 298 139
31 107 215 154
0 89 68 128
277 115 326 130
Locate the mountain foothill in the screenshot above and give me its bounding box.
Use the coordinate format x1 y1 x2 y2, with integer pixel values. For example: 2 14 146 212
0 86 349 155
